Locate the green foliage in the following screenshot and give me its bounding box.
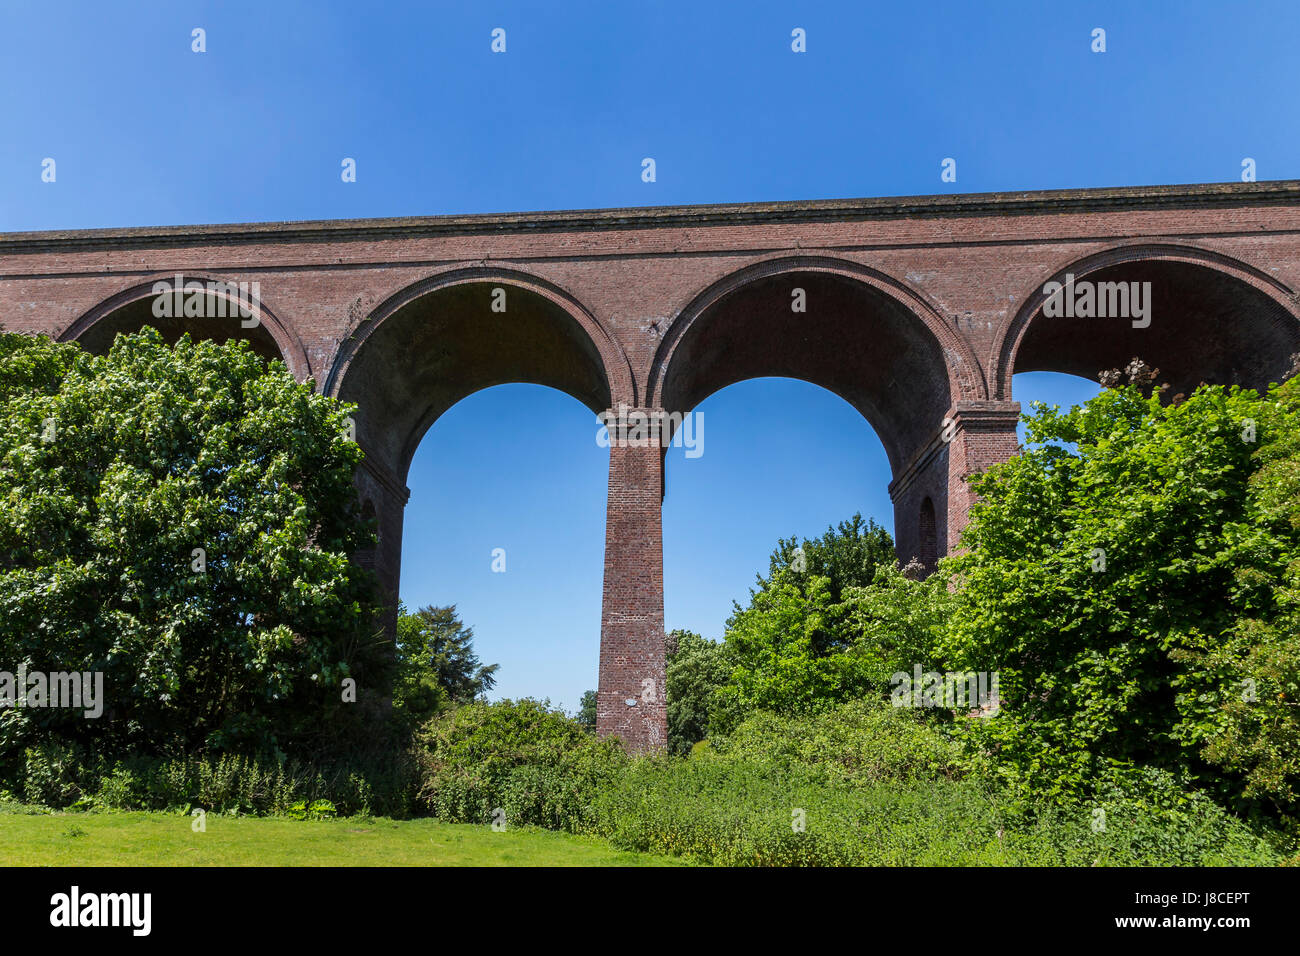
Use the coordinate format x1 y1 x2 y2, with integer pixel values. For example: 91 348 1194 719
392 603 498 728
592 755 1281 866
845 561 955 694
1003 766 1287 866
0 329 383 762
15 741 416 817
943 381 1300 812
664 629 728 755
709 543 952 733
575 690 597 734
286 799 337 821
711 575 871 728
22 741 96 808
403 695 1288 865
719 514 894 700
1192 375 1300 818
755 513 895 610
709 697 987 787
414 699 627 833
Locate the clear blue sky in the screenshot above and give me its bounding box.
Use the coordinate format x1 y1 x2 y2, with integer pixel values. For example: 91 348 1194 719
4 1 1297 711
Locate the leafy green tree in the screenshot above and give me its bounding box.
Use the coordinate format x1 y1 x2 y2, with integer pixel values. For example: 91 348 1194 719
1193 374 1300 817
709 517 899 732
664 629 729 754
747 514 894 655
575 690 597 734
943 377 1298 807
846 560 955 696
711 577 859 730
393 603 499 726
0 329 381 763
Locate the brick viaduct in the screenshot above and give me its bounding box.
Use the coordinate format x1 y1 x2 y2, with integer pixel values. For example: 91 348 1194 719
3 180 1300 752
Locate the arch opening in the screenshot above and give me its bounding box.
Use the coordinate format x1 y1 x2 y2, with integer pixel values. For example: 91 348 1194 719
399 383 608 710
654 266 959 573
1005 257 1300 399
662 377 895 639
333 278 616 483
68 288 286 366
656 269 955 474
330 275 620 710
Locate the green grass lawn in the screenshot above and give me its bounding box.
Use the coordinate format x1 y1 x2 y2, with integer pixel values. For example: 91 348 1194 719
0 808 687 866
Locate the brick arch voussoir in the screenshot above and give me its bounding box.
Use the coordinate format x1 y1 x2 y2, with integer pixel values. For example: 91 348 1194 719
57 273 310 381
323 264 635 408
993 241 1300 400
647 253 986 410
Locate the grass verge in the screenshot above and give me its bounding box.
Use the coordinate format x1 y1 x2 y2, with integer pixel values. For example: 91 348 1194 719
0 807 687 867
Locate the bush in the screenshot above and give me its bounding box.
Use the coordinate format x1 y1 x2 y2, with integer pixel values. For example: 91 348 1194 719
22 742 98 808
592 754 1285 866
665 629 728 755
45 751 419 817
709 559 953 735
414 699 627 833
592 756 1006 865
709 698 987 787
1003 769 1286 866
942 380 1300 812
707 516 897 732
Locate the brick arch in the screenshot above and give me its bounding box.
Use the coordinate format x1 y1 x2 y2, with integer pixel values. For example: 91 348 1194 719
994 242 1300 400
649 254 984 474
325 265 632 482
57 274 310 380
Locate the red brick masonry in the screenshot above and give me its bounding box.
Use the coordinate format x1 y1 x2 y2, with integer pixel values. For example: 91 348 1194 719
4 181 1299 751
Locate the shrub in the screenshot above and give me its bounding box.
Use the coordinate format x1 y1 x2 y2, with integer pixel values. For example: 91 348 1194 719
592 756 1008 866
414 699 627 833
709 698 987 787
665 629 728 755
592 754 1285 866
707 516 896 732
21 741 98 808
709 559 953 735
73 751 418 817
943 380 1300 812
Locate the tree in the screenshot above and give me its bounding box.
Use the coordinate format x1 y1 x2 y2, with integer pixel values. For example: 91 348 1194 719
943 377 1299 807
736 513 894 658
845 560 954 696
708 516 898 731
1194 374 1300 817
664 629 729 754
0 329 382 763
393 603 499 727
576 690 597 734
751 514 894 604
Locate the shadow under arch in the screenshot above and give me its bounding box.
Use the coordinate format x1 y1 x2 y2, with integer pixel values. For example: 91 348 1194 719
994 242 1300 400
650 254 982 475
649 254 979 572
325 266 631 484
57 274 308 379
